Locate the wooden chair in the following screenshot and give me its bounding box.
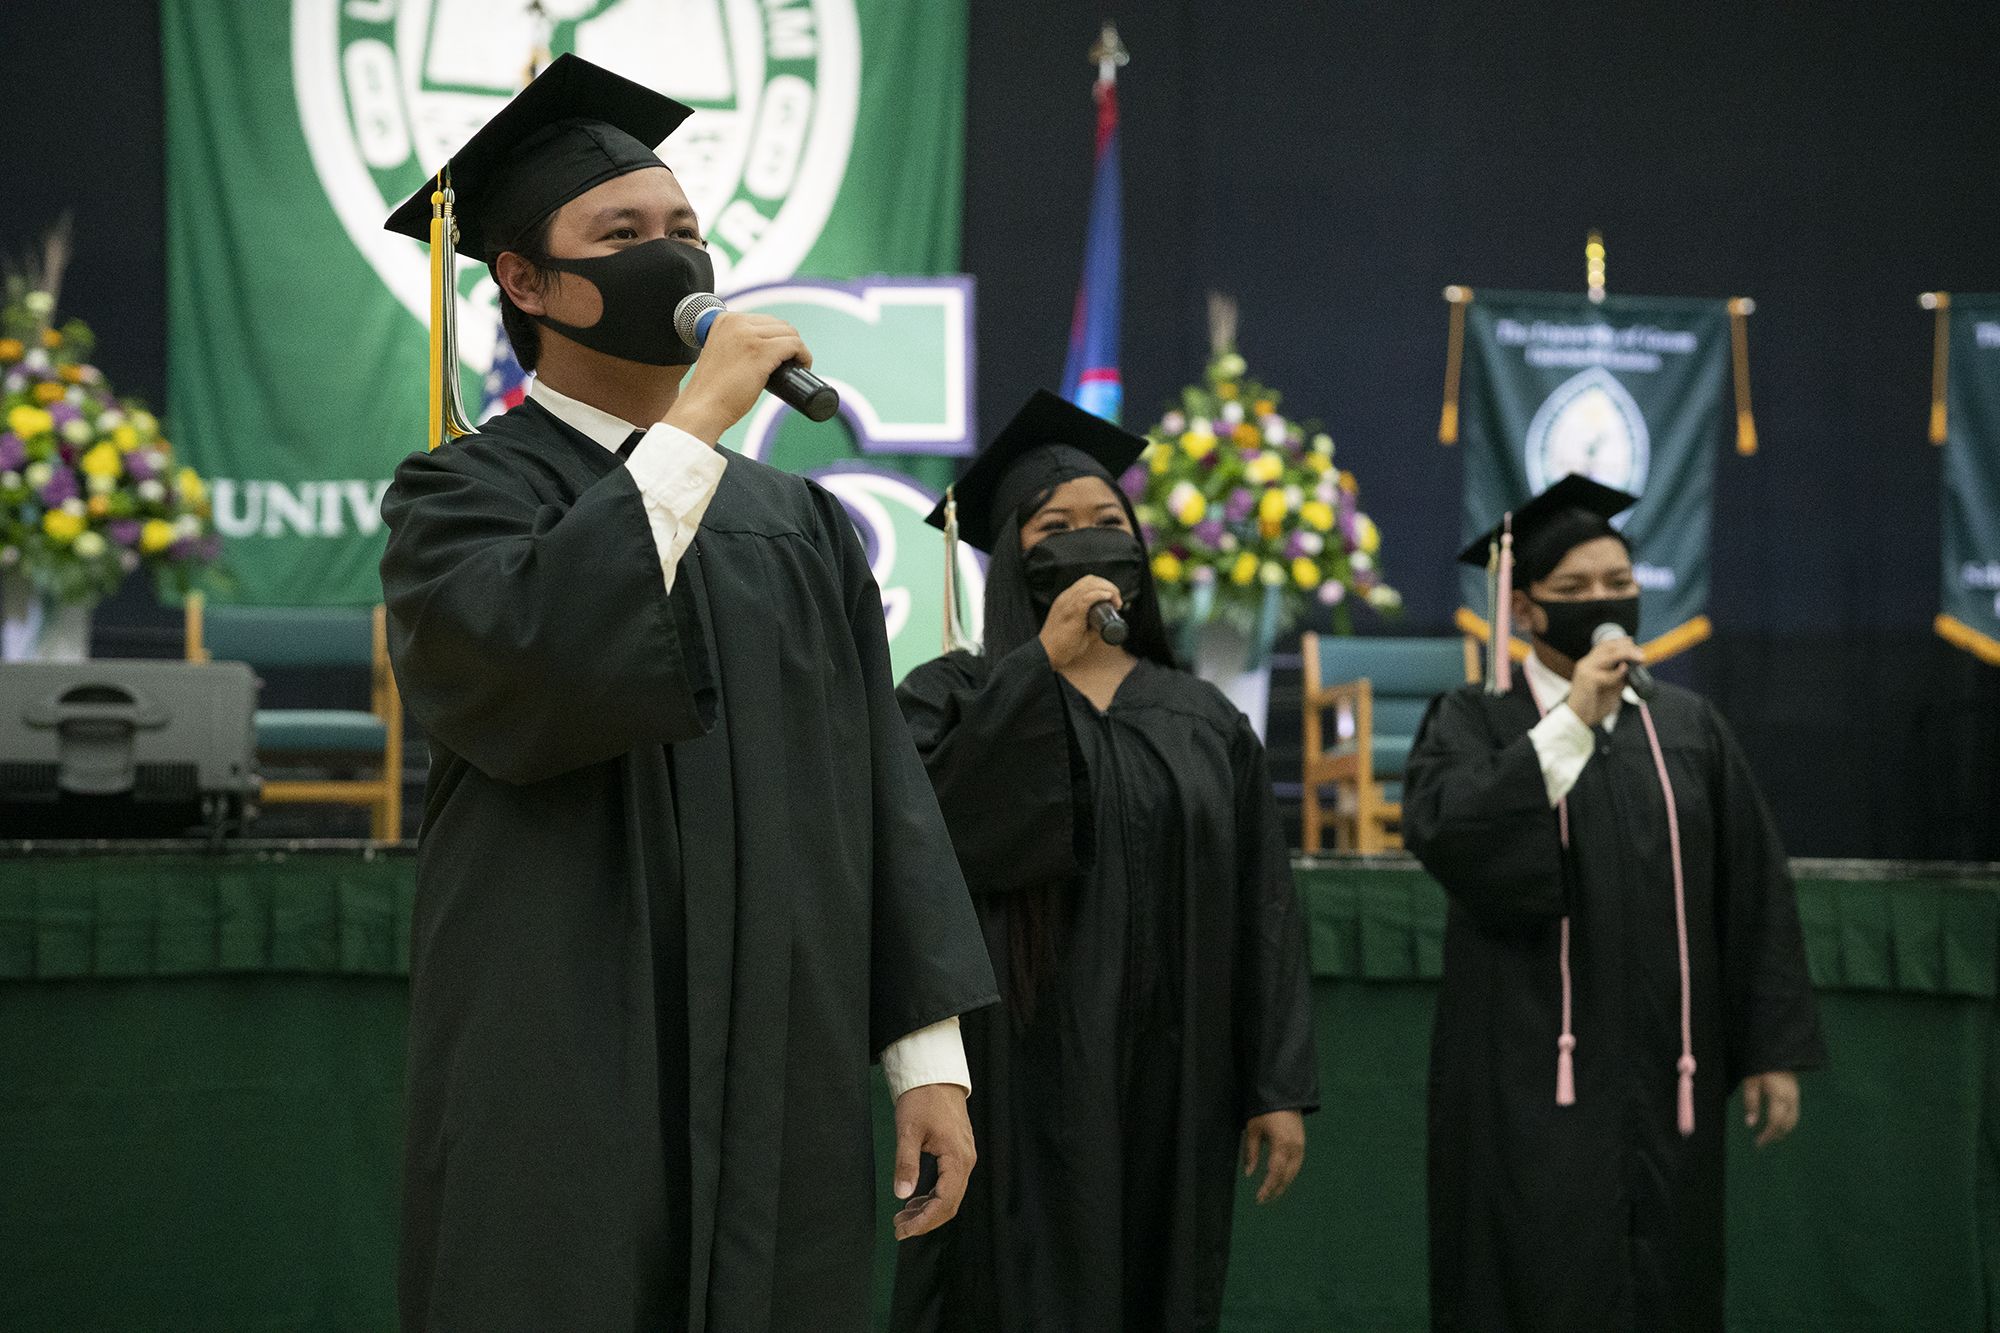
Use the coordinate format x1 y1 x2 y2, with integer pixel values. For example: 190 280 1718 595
1301 635 1479 853
185 593 403 840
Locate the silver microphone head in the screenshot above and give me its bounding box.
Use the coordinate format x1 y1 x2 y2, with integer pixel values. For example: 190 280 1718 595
673 293 726 348
1590 622 1633 648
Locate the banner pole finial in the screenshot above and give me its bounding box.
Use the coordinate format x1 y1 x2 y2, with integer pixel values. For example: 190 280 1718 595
1091 22 1129 84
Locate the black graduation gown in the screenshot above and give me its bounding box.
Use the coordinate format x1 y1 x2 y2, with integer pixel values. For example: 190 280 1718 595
1403 681 1826 1333
378 400 997 1333
887 644 1318 1333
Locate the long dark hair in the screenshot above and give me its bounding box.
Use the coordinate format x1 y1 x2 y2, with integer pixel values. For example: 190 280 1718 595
980 475 1176 1019
979 479 1178 669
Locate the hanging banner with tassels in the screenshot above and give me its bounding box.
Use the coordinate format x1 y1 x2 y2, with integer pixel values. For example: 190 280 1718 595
1929 293 2000 666
1439 289 1756 658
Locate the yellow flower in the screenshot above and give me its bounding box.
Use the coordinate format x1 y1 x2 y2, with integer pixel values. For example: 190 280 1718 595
41 328 63 350
80 442 123 480
1258 487 1289 525
140 519 176 554
1253 399 1276 416
1305 452 1332 474
1260 518 1282 541
1301 500 1335 532
1152 552 1184 584
0 338 22 362
58 365 85 384
1292 558 1322 589
176 468 208 506
42 509 84 542
1148 442 1173 475
7 405 53 438
1232 422 1261 449
1338 469 1358 495
1216 382 1239 401
1357 514 1381 554
1245 451 1284 485
1230 552 1259 586
112 424 139 451
1180 429 1217 461
32 381 65 405
1173 491 1207 525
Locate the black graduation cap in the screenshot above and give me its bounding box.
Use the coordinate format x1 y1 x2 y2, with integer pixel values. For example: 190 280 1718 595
382 53 693 261
924 390 1150 554
1457 473 1638 584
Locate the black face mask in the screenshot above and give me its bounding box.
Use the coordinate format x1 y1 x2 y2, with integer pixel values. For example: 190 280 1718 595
1531 594 1640 663
1022 527 1148 616
531 238 716 367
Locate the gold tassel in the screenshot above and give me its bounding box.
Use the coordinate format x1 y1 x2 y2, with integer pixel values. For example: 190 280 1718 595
1727 297 1757 456
1926 292 1951 445
426 170 475 452
1439 285 1471 444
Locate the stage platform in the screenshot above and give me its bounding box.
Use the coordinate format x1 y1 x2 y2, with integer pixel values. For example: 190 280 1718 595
2 843 1995 1330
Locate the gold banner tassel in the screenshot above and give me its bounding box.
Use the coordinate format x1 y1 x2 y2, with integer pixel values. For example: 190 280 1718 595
1727 298 1758 456
1439 285 1471 444
1924 292 1951 445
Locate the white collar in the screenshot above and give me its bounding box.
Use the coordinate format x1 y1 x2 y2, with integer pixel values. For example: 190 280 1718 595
527 376 643 453
1522 647 1642 721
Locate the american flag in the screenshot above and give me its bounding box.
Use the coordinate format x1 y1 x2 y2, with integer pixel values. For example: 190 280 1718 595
480 321 530 422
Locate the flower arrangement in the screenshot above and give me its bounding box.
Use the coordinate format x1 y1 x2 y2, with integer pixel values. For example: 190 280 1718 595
1124 300 1398 638
0 224 218 607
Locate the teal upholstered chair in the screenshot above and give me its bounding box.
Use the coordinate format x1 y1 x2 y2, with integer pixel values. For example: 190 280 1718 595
1300 634 1477 853
185 594 403 840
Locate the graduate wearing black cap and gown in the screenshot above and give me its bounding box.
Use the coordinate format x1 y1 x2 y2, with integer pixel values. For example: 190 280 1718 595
888 392 1319 1333
1403 475 1824 1332
377 55 996 1332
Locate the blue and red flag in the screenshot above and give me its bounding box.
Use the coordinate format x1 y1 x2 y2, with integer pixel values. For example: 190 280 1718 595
1060 77 1123 424
480 318 529 422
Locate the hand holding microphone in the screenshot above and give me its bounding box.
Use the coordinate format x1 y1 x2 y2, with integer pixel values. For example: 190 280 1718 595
673 294 839 425
1039 576 1125 668
1570 625 1654 725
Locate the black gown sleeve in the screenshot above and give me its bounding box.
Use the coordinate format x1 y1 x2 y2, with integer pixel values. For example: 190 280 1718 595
1230 716 1321 1118
1707 705 1828 1083
1402 688 1569 924
894 641 1090 895
378 443 716 786
809 485 999 1054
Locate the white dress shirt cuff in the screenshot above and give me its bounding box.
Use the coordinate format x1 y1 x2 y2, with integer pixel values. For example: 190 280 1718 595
881 1016 971 1098
1528 702 1597 807
624 423 727 592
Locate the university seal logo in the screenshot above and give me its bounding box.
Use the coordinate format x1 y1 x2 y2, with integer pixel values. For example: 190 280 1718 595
1524 366 1651 501
293 0 860 372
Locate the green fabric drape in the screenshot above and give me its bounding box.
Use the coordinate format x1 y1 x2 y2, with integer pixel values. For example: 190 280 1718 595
0 851 1994 1330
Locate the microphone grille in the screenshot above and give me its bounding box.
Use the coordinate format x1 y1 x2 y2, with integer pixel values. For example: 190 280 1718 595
673 293 725 348
1590 622 1632 646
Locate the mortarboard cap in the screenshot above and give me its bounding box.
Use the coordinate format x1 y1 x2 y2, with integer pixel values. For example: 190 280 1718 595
383 53 692 261
1457 473 1638 585
925 390 1150 554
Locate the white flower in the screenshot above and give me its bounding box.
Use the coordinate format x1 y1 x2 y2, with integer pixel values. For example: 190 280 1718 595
25 462 53 489
73 531 107 559
98 409 125 431
66 387 86 407
1284 485 1304 509
1298 531 1325 556
139 479 167 503
1315 477 1339 504
1318 579 1346 606
23 348 50 373
2 372 22 394
1189 417 1212 436
1219 533 1239 552
1220 400 1244 426
87 473 117 496
24 291 54 316
1263 416 1289 444
175 514 203 540
1167 480 1200 513
1312 433 1335 455
0 471 18 489
130 410 157 436
1367 585 1403 610
1260 560 1287 587
61 418 93 446
1161 410 1187 434
61 497 86 517
119 550 140 572
1351 551 1374 574
0 545 17 567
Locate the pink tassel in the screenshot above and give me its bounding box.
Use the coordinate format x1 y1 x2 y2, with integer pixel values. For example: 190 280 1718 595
1677 1055 1697 1137
1557 1034 1577 1106
1643 702 1698 1142
1494 516 1514 692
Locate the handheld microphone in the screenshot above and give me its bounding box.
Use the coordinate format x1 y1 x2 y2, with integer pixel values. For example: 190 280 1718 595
1591 622 1657 700
673 294 840 423
1087 601 1129 646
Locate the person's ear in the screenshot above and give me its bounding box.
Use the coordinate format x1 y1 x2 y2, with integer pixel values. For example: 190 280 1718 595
493 252 547 318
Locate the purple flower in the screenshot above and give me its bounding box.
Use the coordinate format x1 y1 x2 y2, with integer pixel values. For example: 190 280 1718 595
47 402 81 428
109 520 142 548
0 432 24 471
37 465 79 508
1225 488 1256 523
168 537 200 562
1284 531 1310 561
1120 465 1148 501
1193 519 1226 548
125 450 156 481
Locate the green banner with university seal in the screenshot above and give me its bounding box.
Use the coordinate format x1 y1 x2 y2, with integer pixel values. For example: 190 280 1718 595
1452 290 1742 656
164 0 974 676
1935 294 2000 666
